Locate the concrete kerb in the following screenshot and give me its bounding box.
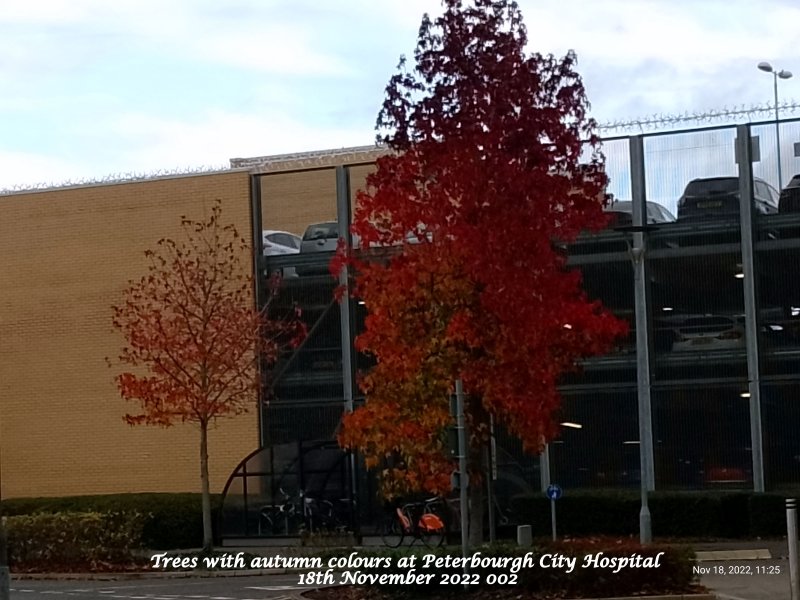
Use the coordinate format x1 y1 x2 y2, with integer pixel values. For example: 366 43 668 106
695 548 772 561
691 538 787 560
556 596 716 600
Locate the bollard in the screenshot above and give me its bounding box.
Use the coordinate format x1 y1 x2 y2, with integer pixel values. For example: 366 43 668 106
0 515 8 600
788 499 799 600
0 566 7 600
517 524 532 547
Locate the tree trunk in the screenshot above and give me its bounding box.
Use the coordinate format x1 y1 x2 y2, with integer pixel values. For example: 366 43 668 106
200 421 213 553
468 478 485 546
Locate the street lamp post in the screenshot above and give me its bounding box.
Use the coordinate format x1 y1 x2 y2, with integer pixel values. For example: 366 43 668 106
629 136 655 545
758 61 793 190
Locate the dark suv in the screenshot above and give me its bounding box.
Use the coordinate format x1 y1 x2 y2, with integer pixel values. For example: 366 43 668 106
677 176 779 220
779 174 800 213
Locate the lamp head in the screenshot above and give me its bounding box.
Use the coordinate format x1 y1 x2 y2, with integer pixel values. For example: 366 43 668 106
778 70 793 80
758 61 774 73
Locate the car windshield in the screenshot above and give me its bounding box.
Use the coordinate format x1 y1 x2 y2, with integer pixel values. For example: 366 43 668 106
605 201 632 213
683 179 739 195
605 201 675 223
655 204 676 221
303 223 338 241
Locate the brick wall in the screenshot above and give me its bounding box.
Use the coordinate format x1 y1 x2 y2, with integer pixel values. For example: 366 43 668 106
0 153 381 500
258 163 377 236
259 169 337 236
0 171 258 498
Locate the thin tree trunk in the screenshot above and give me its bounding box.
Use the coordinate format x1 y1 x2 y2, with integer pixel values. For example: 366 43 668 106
468 477 485 546
466 397 487 547
200 421 213 553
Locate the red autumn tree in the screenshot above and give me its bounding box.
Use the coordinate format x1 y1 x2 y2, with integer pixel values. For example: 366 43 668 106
111 201 304 552
337 0 627 540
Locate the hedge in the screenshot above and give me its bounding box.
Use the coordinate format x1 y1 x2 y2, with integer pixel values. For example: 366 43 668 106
1 493 220 550
510 489 797 538
2 489 796 552
7 512 147 571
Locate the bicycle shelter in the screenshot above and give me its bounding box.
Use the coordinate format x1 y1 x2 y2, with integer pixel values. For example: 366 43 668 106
219 440 356 542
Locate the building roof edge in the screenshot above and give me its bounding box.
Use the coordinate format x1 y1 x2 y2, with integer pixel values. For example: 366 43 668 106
231 144 390 172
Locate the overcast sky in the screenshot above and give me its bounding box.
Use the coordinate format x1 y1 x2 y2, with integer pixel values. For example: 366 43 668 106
2 0 800 190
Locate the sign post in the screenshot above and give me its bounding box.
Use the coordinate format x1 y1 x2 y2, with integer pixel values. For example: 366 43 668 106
546 483 562 541
451 380 469 570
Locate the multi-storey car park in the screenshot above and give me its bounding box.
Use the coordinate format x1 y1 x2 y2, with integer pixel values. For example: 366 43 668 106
2 120 800 543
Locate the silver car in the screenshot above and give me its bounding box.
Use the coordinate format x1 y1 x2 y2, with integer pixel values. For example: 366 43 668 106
296 222 346 276
299 221 427 252
299 222 344 253
661 314 745 352
262 230 301 256
297 221 427 275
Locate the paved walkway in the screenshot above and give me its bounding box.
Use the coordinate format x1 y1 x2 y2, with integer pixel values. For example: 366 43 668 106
692 539 790 560
673 540 793 600
699 559 790 600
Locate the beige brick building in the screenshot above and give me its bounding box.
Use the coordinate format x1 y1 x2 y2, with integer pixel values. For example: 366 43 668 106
0 147 382 500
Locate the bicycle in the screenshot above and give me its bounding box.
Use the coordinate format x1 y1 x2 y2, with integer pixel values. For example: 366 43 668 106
300 491 355 533
378 497 447 548
259 488 299 535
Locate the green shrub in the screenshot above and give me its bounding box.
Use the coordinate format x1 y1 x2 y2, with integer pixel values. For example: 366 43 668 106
650 492 727 537
4 489 799 552
7 511 147 571
511 490 640 538
511 489 800 538
2 493 220 550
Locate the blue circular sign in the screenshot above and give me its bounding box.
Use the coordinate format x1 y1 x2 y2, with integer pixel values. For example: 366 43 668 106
546 484 563 500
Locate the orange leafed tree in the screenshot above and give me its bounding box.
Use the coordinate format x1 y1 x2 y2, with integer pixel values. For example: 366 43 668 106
336 0 628 538
111 201 304 551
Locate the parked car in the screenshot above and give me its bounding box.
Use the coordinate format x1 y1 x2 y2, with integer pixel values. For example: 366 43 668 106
296 222 357 276
657 314 745 352
603 200 676 227
779 174 800 213
677 177 778 221
298 221 423 252
262 230 301 255
298 222 354 253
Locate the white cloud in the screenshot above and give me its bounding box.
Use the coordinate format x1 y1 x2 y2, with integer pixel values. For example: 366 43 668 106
517 0 799 67
0 151 93 190
109 109 372 169
2 0 800 189
0 0 97 24
0 106 373 190
194 28 356 77
0 0 357 77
